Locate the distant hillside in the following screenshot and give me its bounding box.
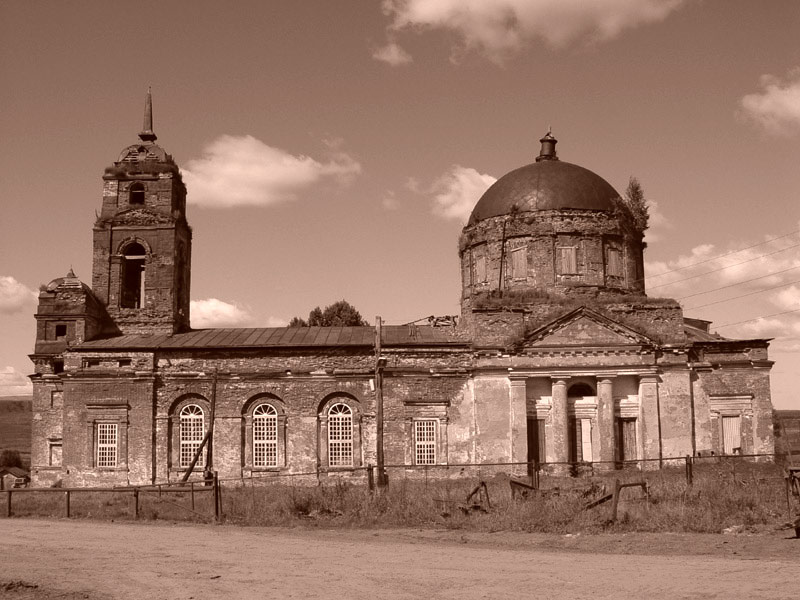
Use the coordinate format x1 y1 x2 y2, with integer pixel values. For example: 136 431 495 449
0 395 32 468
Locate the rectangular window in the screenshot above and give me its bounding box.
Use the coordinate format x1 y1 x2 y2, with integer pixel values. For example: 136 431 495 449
49 443 62 467
511 247 527 280
414 420 437 465
607 248 623 277
55 324 67 339
474 255 487 283
557 247 578 274
722 416 742 455
96 423 118 468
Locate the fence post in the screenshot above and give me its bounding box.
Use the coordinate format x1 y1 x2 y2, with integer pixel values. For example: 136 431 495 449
367 463 374 492
191 481 196 511
65 491 71 518
5 491 11 517
532 461 540 490
133 489 139 520
214 471 220 522
685 455 693 486
610 479 621 522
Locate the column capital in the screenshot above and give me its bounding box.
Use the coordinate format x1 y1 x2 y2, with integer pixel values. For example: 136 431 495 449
639 374 660 384
550 376 570 384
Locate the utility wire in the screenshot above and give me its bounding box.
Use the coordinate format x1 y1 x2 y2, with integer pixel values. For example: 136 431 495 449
716 308 800 329
648 242 800 289
685 278 800 310
676 266 800 300
646 229 800 280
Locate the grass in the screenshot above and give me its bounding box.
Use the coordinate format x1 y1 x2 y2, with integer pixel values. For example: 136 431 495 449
4 461 794 534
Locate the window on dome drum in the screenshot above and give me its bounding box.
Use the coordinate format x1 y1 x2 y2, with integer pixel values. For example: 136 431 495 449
328 403 353 467
557 247 578 274
474 255 487 284
510 247 526 280
129 182 145 205
96 423 118 468
414 419 437 465
121 243 146 309
253 404 278 468
55 324 67 339
607 248 623 277
180 404 205 468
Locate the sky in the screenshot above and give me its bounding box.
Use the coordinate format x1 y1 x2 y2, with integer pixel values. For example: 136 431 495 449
1 0 799 408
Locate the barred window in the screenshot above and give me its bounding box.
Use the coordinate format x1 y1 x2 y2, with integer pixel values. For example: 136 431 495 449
180 404 205 468
96 423 118 468
253 404 278 467
414 420 437 465
328 403 353 467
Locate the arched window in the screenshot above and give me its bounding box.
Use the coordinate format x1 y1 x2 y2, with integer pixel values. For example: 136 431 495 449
327 403 353 467
180 404 205 468
253 404 278 468
121 242 146 308
129 182 145 205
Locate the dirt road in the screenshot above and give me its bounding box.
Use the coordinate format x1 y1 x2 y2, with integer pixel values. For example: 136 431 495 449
1 519 797 599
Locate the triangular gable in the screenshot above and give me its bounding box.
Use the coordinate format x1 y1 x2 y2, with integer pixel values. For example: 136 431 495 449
523 307 655 348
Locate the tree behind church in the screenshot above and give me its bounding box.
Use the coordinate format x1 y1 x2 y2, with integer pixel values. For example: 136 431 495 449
289 300 368 327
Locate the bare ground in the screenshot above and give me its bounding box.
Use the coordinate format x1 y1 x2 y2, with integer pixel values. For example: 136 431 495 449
0 519 798 600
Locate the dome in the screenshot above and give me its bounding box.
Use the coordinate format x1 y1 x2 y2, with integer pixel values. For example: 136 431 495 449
467 133 623 225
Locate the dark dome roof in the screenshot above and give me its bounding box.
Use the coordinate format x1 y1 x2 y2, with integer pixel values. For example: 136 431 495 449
468 159 622 225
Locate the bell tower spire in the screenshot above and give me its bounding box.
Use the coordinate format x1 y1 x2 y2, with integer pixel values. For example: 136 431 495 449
138 87 157 142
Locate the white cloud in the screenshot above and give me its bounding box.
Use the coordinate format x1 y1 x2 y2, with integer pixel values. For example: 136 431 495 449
190 299 255 328
740 68 800 136
381 190 400 210
0 366 32 397
379 0 686 63
183 135 362 208
643 198 672 243
372 39 413 66
0 276 37 314
429 165 496 222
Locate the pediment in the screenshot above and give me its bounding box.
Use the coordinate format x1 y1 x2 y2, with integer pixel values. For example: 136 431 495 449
523 308 654 348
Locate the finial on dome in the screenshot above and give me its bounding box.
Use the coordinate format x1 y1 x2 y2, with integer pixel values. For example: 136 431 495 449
138 87 157 142
536 128 558 162
66 267 76 278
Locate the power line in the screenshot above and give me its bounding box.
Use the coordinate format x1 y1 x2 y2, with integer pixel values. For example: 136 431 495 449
676 266 800 301
685 278 800 310
715 308 800 329
648 242 800 290
646 229 800 280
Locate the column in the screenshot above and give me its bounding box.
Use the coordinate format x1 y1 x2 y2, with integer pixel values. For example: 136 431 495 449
597 377 616 469
550 378 569 469
639 375 662 469
509 377 528 476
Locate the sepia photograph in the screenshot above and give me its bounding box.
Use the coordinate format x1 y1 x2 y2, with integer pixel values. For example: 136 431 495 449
1 1 799 598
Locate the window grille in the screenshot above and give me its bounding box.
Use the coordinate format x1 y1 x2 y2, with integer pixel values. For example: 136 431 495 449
328 403 353 467
414 420 437 465
96 423 118 468
253 404 278 467
180 404 204 468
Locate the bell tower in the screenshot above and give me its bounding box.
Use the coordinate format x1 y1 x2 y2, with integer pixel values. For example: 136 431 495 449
91 90 192 334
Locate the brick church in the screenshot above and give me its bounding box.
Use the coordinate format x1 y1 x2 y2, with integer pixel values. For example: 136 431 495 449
29 95 775 486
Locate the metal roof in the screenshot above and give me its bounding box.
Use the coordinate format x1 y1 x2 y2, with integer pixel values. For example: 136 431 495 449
76 325 467 351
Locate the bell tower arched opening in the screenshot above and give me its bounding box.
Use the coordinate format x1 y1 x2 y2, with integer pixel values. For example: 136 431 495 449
121 242 146 309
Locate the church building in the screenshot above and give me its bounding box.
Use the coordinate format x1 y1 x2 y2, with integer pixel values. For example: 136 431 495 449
29 95 775 486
